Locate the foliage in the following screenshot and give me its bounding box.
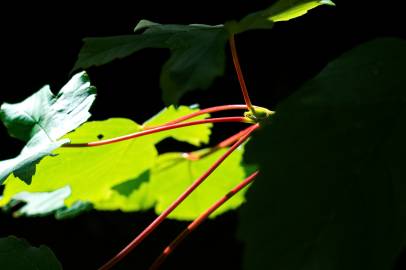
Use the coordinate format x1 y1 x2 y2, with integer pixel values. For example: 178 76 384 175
73 0 333 105
0 72 96 184
0 236 61 270
2 1 405 270
239 38 406 270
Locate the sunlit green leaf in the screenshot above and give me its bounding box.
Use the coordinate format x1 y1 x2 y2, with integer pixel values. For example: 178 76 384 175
0 236 62 270
143 105 212 146
0 72 96 184
239 38 406 270
151 146 255 220
228 0 334 33
0 105 212 217
98 145 255 219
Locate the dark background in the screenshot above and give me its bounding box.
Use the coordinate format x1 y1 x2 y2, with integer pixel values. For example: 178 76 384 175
0 1 405 269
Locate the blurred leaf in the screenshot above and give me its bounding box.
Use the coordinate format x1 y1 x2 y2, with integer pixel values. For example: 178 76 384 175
74 21 228 105
9 186 71 217
239 38 406 270
55 201 93 220
0 105 212 216
0 236 62 270
229 0 334 33
0 72 96 184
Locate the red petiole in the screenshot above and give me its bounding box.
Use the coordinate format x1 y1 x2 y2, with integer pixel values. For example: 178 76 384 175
98 124 259 270
229 35 254 112
184 125 254 161
148 170 259 270
144 104 248 129
64 117 250 148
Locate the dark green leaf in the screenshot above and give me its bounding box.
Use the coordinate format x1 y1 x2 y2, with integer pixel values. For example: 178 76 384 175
0 72 96 184
239 38 406 270
73 2 332 105
74 21 228 105
0 236 62 270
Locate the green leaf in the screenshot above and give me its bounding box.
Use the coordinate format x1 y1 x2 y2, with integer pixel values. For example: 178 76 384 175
239 38 406 270
0 118 157 210
7 186 71 217
0 236 62 270
73 3 332 105
98 145 255 219
0 72 96 184
228 0 334 33
143 105 212 146
74 21 228 105
55 201 93 220
150 146 255 220
0 105 212 216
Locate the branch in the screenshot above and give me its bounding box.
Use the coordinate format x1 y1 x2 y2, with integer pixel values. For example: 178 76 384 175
144 104 248 128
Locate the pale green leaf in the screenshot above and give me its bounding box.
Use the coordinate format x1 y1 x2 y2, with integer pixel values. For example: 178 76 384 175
9 185 71 217
0 72 96 184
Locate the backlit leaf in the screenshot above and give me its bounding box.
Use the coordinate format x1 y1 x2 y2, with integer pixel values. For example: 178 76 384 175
228 0 334 33
150 146 255 220
1 105 212 217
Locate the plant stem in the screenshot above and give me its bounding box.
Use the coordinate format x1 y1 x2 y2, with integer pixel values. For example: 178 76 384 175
148 170 259 270
144 104 248 128
64 117 249 148
98 124 259 270
229 35 254 112
184 125 254 160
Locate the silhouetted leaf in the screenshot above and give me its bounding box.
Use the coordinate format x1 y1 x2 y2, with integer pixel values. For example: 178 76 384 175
0 236 62 270
239 38 406 270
